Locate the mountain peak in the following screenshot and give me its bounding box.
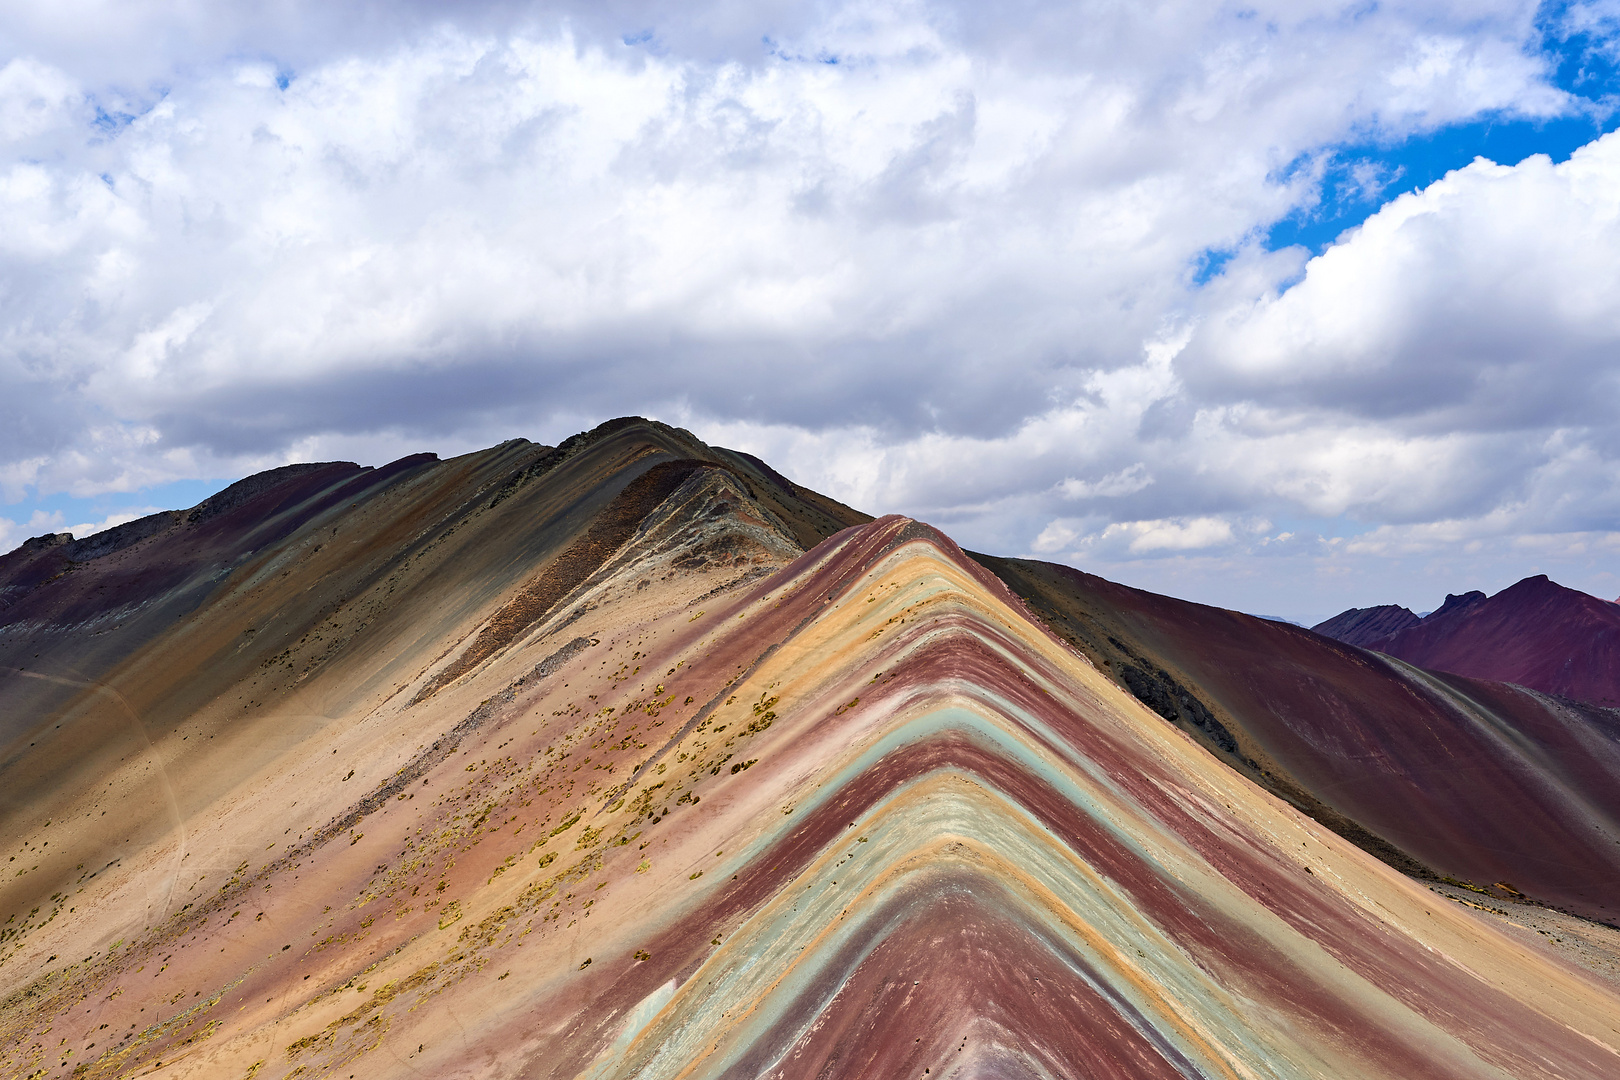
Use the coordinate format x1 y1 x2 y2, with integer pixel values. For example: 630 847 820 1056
1309 603 1420 647
1316 573 1620 707
1427 589 1487 621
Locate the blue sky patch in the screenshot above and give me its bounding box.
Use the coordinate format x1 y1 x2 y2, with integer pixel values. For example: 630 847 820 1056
1266 111 1612 252
1252 3 1620 256
6 477 234 541
1191 247 1237 286
92 105 136 135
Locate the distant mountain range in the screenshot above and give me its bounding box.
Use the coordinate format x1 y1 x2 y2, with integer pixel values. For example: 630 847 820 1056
3 418 1618 1079
1313 574 1620 708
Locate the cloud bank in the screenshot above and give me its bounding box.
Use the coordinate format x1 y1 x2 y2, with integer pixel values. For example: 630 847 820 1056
2 0 1617 619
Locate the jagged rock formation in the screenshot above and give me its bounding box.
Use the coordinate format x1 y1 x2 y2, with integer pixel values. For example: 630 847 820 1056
2 421 1618 1080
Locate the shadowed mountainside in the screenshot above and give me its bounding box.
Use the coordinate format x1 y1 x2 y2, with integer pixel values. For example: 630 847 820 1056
1310 603 1422 648
2 420 1618 1080
1312 575 1620 708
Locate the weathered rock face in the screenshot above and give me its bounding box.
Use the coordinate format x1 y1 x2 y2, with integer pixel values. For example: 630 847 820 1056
2 421 1618 1080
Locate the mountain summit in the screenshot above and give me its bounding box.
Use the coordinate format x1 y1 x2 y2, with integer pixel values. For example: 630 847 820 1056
1308 603 1422 647
1314 574 1620 707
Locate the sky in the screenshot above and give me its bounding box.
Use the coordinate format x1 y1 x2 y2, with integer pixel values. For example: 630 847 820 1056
3 0 1620 624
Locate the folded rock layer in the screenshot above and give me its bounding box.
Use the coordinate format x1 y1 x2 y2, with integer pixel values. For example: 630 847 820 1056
1 422 1617 1079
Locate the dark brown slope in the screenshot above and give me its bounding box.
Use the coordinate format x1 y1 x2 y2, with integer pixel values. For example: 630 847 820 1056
974 553 1620 924
1360 575 1620 707
1311 603 1421 648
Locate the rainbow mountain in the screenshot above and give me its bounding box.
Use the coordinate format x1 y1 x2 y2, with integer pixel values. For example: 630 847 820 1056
2 419 1618 1080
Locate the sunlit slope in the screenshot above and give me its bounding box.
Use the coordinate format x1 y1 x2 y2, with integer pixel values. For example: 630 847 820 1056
5 510 1615 1079
979 554 1620 924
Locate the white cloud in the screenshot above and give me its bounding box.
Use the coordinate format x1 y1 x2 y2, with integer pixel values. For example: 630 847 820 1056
0 58 79 143
1104 516 1238 554
1 1 1617 623
1056 464 1153 499
1186 133 1620 426
1030 521 1080 554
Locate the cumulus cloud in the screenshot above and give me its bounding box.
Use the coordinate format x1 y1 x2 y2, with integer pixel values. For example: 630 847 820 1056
1055 464 1153 500
1180 133 1620 534
0 58 78 142
1 0 1617 620
1119 517 1235 553
1186 135 1620 427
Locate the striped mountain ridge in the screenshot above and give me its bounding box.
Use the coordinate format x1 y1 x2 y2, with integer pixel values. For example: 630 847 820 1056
1 419 1617 1079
